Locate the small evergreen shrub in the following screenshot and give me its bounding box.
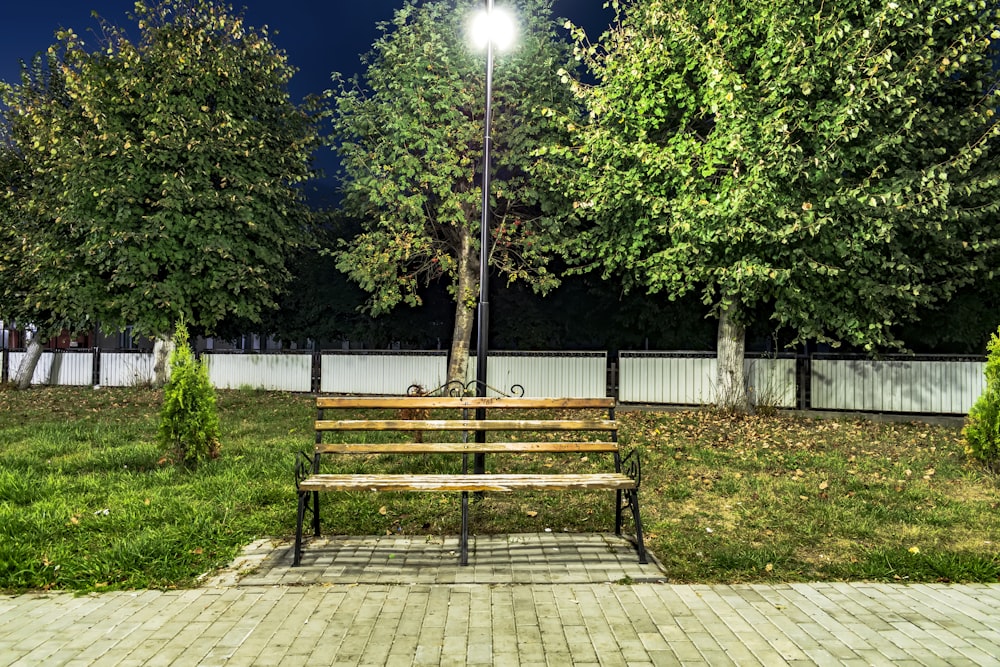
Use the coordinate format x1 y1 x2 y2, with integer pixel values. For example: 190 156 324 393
963 326 1000 472
158 321 220 467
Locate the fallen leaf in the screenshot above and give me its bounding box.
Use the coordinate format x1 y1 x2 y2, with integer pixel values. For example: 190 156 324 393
819 480 829 490
765 563 773 572
378 506 388 516
526 511 538 518
909 546 920 554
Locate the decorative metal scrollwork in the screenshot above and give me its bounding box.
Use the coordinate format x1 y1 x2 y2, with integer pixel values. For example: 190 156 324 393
621 448 642 488
294 451 312 486
413 380 525 398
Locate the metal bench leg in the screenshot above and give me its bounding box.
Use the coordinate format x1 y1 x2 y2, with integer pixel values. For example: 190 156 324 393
628 488 649 565
311 491 321 537
615 489 624 535
294 491 307 567
460 491 469 566
620 448 648 564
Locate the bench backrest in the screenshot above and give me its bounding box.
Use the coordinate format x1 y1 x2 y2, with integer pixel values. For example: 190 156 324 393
313 396 618 455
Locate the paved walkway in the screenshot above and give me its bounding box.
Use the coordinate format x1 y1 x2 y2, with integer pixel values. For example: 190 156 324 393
1 534 998 666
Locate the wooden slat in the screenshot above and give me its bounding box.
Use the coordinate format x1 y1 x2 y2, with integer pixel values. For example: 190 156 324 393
315 441 620 454
298 473 636 492
315 419 617 432
316 396 615 410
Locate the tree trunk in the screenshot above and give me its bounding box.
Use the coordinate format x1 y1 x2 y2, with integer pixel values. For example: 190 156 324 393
447 226 477 389
15 333 45 390
716 303 748 414
152 333 176 389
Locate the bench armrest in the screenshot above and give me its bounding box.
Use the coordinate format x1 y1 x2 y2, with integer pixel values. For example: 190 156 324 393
295 451 314 487
621 448 641 488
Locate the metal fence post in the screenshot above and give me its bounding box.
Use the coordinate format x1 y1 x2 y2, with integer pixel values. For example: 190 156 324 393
92 347 101 387
797 354 810 411
311 351 320 394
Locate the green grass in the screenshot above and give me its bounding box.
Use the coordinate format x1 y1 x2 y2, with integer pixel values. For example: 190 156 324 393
1 386 998 591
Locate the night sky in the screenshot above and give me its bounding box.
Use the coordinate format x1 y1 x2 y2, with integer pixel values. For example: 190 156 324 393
1 1 615 102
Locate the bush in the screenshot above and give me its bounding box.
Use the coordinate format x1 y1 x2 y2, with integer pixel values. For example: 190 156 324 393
963 326 1000 472
158 321 220 467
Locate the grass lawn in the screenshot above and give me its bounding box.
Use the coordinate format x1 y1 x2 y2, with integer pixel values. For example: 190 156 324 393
1 385 997 592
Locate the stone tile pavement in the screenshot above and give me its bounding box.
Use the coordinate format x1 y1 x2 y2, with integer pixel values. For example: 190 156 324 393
1 533 998 666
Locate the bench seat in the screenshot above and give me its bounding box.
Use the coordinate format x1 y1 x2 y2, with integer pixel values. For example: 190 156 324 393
298 472 638 493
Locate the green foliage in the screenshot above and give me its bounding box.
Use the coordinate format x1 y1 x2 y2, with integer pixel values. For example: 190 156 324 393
0 55 92 339
158 321 220 467
963 327 1000 471
329 0 580 377
542 0 1000 352
0 0 325 339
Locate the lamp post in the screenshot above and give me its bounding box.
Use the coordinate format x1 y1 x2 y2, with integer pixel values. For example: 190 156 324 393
471 1 514 475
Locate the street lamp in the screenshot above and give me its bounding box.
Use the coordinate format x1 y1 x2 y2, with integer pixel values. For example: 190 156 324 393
470 1 514 474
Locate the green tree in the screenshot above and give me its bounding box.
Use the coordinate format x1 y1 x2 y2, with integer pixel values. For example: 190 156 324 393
331 0 578 384
542 0 1000 411
964 325 1000 471
158 320 220 467
1 55 93 388
1 0 325 385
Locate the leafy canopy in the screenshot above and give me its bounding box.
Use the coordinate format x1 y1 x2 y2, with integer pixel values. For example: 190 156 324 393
1 0 325 338
331 0 578 315
544 0 1000 350
0 55 93 337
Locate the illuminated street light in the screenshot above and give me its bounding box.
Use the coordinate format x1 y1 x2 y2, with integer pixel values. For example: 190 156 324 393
470 6 515 50
470 0 514 481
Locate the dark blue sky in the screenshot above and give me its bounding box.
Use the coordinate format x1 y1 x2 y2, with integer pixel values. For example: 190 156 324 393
1 1 614 101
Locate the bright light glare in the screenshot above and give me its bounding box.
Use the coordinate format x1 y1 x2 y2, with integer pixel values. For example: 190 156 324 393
471 8 516 50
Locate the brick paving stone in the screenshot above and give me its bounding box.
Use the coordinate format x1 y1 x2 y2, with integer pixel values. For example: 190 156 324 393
2 535 1000 666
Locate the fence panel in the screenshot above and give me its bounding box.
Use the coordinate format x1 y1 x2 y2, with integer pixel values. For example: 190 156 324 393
100 352 155 387
810 355 985 414
1 345 986 416
321 351 447 395
467 352 607 397
618 352 797 407
618 352 715 404
203 353 312 392
7 350 94 386
746 357 798 408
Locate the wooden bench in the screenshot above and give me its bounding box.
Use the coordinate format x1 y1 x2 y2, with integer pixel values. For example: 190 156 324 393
293 395 647 566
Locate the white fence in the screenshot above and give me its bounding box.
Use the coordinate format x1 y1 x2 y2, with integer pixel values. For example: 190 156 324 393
618 352 797 408
205 353 312 392
1 349 987 415
467 352 607 398
8 350 95 386
321 351 447 395
99 352 156 387
810 355 985 415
